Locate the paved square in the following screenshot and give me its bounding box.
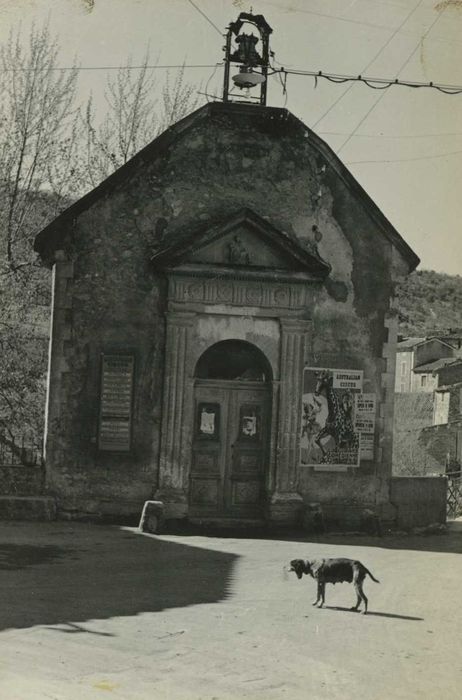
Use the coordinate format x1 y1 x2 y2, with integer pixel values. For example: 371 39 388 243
1 522 461 699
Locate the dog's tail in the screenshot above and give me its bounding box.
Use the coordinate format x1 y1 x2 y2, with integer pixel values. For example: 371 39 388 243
365 567 380 583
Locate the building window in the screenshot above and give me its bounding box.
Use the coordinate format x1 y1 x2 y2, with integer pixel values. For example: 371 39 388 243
401 361 406 376
421 375 427 387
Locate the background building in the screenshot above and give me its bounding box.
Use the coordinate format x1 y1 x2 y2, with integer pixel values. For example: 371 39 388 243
394 337 457 393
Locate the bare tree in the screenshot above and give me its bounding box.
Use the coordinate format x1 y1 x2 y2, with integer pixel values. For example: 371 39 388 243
0 23 79 272
0 23 80 454
0 27 200 456
82 55 201 188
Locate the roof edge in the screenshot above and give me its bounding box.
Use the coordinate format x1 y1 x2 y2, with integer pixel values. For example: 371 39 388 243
34 101 420 271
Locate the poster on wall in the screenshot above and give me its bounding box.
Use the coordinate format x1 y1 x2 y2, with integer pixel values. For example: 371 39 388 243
354 393 376 460
300 367 367 468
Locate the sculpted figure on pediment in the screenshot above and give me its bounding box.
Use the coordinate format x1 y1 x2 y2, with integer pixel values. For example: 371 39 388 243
227 235 251 265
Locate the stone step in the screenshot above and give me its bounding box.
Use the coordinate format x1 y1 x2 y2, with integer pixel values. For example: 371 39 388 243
0 496 56 521
187 517 267 532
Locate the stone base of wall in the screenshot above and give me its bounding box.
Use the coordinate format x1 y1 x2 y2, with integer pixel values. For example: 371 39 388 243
54 496 145 523
267 492 304 526
390 476 447 529
0 496 56 521
41 480 447 532
153 487 188 520
310 503 383 534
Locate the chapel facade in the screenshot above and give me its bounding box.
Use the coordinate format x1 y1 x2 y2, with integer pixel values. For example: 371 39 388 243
34 102 419 525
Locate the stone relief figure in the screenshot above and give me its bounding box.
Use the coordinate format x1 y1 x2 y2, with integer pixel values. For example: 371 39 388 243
227 235 250 265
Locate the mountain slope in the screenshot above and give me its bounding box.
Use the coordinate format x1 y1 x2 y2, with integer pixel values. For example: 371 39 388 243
395 269 462 337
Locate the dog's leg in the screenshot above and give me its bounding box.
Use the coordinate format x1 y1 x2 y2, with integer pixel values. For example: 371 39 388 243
353 581 368 614
312 581 321 606
318 582 325 608
351 584 362 612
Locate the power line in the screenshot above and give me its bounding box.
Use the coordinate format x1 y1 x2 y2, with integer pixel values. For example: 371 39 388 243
346 149 462 165
258 0 401 32
336 1 448 155
272 68 462 95
186 0 224 36
1 63 222 73
319 130 462 140
311 0 425 130
261 0 462 49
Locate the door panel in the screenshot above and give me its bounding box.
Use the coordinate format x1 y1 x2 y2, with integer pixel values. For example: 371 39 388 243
227 391 268 514
190 380 270 517
190 390 227 513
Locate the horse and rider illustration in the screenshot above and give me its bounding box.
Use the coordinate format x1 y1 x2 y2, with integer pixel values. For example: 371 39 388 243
300 368 360 466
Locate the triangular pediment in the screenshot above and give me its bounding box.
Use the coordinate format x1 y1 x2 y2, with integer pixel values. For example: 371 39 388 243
151 209 330 282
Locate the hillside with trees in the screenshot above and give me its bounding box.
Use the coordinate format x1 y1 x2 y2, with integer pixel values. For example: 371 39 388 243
395 269 462 337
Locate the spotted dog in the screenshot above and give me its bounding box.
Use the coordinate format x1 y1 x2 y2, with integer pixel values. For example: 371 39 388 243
289 557 380 614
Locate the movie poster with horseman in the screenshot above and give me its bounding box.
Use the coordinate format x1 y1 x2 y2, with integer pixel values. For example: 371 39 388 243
300 368 365 468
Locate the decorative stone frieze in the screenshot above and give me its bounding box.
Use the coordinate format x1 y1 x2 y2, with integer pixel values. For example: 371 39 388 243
168 276 308 310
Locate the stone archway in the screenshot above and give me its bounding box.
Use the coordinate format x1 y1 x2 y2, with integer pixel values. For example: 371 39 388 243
189 341 272 519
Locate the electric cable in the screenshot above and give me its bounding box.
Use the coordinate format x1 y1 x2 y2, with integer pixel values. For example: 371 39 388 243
336 1 448 154
271 68 462 95
311 0 425 130
346 148 462 165
186 0 224 36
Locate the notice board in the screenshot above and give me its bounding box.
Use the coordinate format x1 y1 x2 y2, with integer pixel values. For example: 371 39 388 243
98 354 135 452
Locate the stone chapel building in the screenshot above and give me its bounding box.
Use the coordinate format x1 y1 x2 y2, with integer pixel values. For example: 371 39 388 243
34 102 419 525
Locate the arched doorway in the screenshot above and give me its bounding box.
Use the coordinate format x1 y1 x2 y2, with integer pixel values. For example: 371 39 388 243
190 340 272 519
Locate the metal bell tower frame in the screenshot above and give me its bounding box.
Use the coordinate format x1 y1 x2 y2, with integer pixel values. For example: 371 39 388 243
222 12 273 106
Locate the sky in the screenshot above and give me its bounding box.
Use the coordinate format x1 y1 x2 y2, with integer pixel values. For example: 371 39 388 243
1 0 461 275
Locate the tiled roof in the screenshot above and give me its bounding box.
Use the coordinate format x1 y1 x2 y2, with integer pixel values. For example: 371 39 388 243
413 358 457 373
397 337 425 349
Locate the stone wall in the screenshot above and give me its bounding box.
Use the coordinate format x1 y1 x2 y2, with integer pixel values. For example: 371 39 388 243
0 466 44 496
37 103 414 520
392 393 439 475
390 476 447 529
420 420 462 472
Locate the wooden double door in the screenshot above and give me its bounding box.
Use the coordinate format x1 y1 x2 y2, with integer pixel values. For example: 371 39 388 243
190 379 271 518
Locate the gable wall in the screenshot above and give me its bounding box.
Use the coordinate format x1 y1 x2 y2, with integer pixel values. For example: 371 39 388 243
44 107 411 519
414 339 454 367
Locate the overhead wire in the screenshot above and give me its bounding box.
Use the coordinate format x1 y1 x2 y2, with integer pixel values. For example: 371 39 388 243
270 68 462 95
257 0 403 32
204 62 223 103
1 63 223 72
186 0 224 36
346 148 462 165
318 130 462 140
310 0 426 131
336 1 448 154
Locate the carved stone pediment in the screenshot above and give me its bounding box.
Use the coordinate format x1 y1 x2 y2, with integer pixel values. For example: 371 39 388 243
151 208 330 283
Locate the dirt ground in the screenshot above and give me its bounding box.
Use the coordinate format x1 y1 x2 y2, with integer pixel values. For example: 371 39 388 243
1 520 462 700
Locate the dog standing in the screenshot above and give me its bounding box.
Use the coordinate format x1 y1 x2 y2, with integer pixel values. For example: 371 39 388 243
289 557 380 614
